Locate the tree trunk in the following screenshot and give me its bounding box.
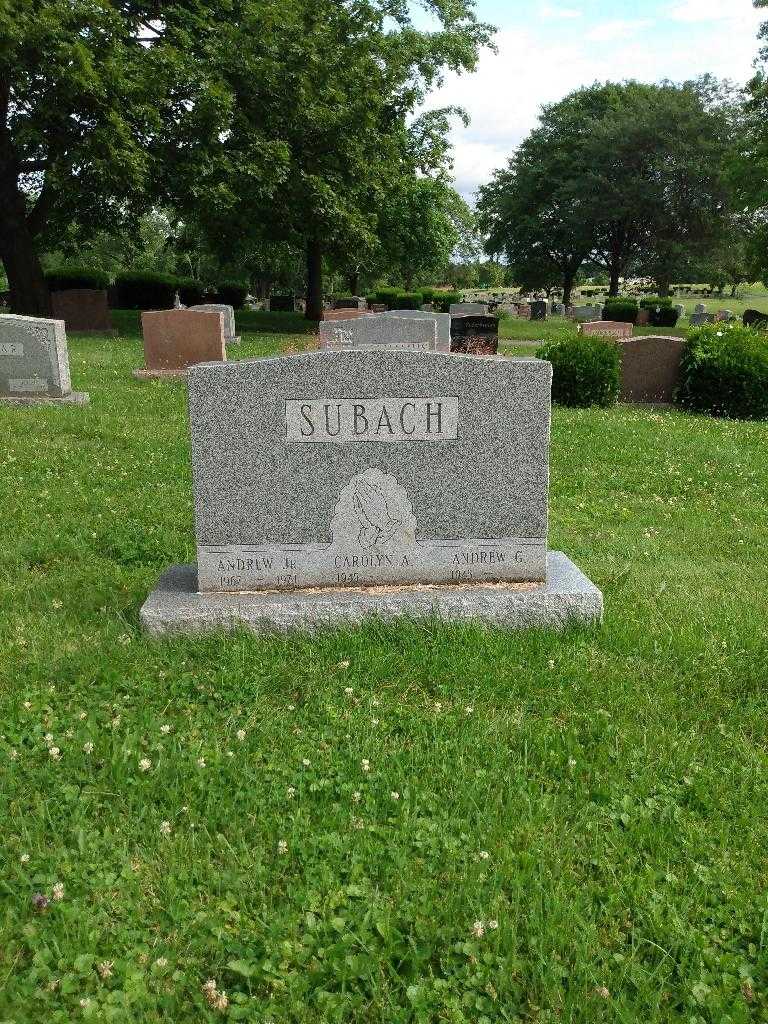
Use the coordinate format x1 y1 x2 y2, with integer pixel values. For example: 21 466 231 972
608 261 621 297
348 271 359 296
305 238 323 321
0 212 50 317
655 277 671 298
562 270 575 307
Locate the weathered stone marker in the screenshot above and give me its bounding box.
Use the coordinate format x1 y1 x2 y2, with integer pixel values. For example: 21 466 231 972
318 316 437 352
0 314 89 405
134 309 226 379
581 320 633 339
383 309 451 352
141 350 603 634
449 302 488 316
189 304 240 345
50 289 114 334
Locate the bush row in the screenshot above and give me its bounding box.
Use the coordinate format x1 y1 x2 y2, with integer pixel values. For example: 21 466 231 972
365 288 460 313
43 266 249 309
537 324 767 419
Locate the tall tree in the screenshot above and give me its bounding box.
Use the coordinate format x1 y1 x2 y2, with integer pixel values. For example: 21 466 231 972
176 1 493 319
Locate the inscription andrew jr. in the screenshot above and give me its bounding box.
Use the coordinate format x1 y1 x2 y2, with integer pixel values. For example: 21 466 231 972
285 397 459 443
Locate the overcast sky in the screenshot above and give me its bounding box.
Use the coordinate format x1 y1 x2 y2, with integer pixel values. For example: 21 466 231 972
420 0 764 201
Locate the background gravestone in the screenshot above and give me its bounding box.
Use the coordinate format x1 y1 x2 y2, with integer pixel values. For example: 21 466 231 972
141 350 603 632
618 336 684 404
689 311 715 327
581 320 633 339
134 309 226 378
449 302 488 316
383 309 451 352
268 295 295 312
530 301 547 321
50 289 113 334
319 316 437 351
190 304 241 345
0 314 88 404
333 297 366 310
450 315 498 355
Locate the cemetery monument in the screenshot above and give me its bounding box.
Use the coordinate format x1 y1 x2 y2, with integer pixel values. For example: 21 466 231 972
0 314 89 405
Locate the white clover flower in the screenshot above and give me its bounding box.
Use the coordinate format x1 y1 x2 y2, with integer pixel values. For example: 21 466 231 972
301 758 310 767
23 701 31 710
390 791 400 800
236 729 246 741
371 718 379 726
472 920 485 938
79 711 87 720
139 758 152 772
51 882 64 901
20 853 30 864
352 791 362 803
344 687 354 696
160 724 171 735
337 660 350 669
488 919 499 930
361 759 370 772
197 757 206 768
83 741 94 754
44 733 54 745
154 957 168 968
97 960 114 979
287 704 296 711
287 786 296 799
159 820 172 836
48 746 61 761
277 839 288 855
479 850 490 861
465 706 474 715
9 749 18 760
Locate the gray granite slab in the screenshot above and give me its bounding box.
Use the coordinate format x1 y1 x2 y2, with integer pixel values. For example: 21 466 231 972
318 316 437 352
0 314 73 399
187 351 552 593
189 304 240 344
382 310 451 352
449 302 488 316
140 552 603 635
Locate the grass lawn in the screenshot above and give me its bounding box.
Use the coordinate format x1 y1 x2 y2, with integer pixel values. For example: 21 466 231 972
1 326 768 1022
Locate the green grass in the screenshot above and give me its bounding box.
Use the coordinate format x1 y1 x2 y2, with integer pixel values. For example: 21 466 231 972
499 317 688 346
2 328 768 1022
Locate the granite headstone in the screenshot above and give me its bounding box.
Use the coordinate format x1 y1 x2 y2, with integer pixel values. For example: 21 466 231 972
319 316 437 352
449 302 488 316
190 304 240 345
0 314 88 404
141 350 603 633
50 289 113 334
383 309 451 352
135 309 226 378
450 315 499 355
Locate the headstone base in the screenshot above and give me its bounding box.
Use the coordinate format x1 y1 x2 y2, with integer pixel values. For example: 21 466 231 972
132 367 187 380
140 552 603 636
0 391 89 406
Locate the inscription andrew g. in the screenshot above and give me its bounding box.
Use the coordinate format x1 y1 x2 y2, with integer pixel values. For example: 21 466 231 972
285 397 459 443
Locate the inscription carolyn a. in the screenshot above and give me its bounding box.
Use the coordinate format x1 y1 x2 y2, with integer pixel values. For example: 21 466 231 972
285 397 459 443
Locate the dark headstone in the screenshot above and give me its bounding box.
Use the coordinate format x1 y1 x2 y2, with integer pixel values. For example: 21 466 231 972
743 309 768 329
530 301 547 321
333 297 366 310
450 315 499 355
269 295 295 313
50 289 113 333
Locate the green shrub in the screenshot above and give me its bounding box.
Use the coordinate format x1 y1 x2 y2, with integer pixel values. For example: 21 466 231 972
45 265 111 291
676 324 768 420
603 298 638 324
114 271 178 310
213 280 248 308
375 286 400 309
395 291 424 309
538 334 620 408
649 306 680 328
175 278 206 306
434 291 461 313
419 287 436 303
365 293 378 307
639 296 673 310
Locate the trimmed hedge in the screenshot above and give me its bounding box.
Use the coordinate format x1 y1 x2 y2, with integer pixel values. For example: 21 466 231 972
375 287 400 309
45 266 111 291
434 291 462 313
176 278 206 306
603 298 638 324
676 324 768 420
114 271 178 310
419 287 437 303
213 280 248 308
537 334 620 408
649 307 680 328
639 296 673 310
395 291 424 310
